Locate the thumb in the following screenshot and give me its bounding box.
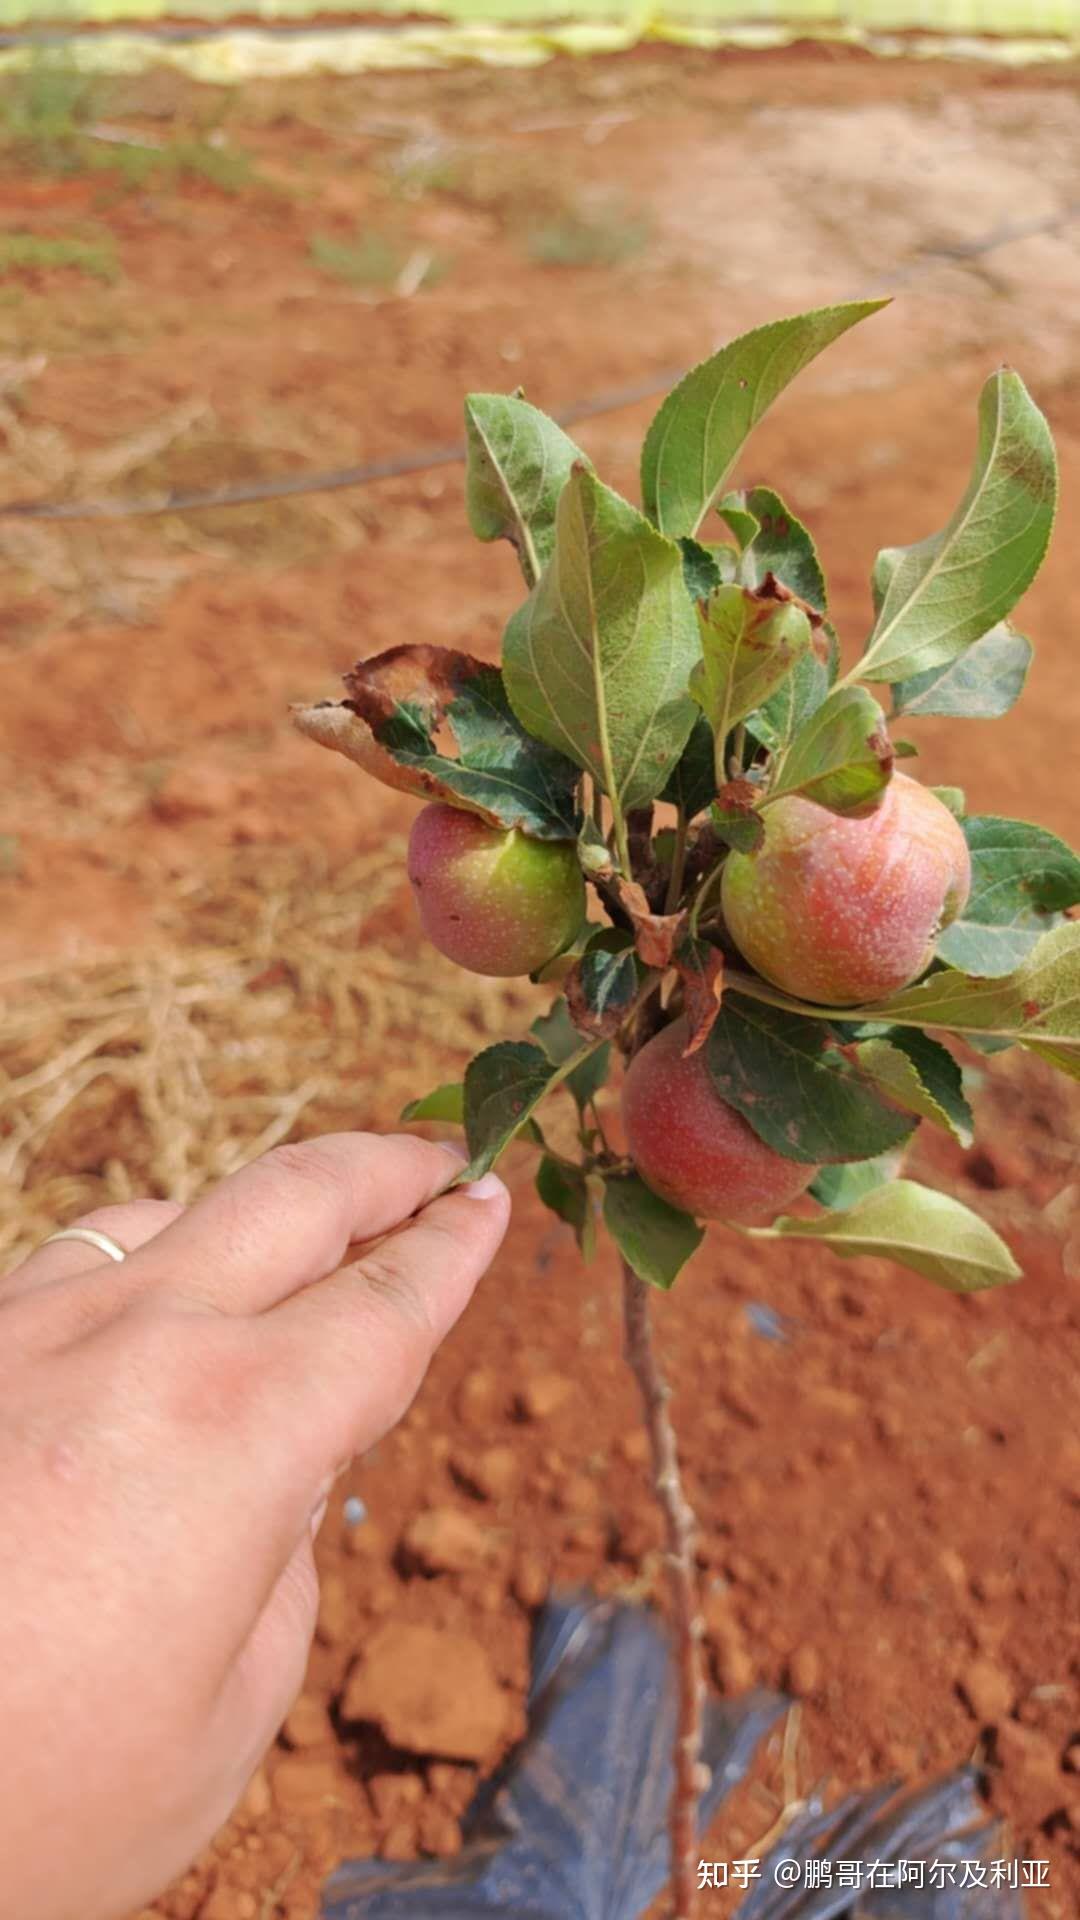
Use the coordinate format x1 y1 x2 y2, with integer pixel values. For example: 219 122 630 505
260 1171 511 1475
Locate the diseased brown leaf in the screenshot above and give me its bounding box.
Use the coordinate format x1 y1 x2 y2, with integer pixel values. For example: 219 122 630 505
565 969 620 1040
613 879 685 970
676 938 725 1055
564 955 635 1040
293 646 504 826
758 568 826 631
714 777 759 815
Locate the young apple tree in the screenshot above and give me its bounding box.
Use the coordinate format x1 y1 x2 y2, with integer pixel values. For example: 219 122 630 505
296 301 1078 1920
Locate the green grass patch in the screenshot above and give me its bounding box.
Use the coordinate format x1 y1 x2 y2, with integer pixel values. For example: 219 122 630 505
0 231 119 282
88 134 255 194
0 50 257 193
308 228 450 293
525 201 651 269
0 50 99 163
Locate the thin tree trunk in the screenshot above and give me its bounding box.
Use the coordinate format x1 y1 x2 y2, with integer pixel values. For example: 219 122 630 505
621 1257 707 1920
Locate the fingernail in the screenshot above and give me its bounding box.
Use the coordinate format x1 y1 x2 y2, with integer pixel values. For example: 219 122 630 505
309 1496 329 1539
462 1171 507 1202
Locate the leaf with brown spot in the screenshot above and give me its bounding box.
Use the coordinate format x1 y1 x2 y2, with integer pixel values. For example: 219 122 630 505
691 582 814 746
711 781 765 855
565 938 640 1039
766 685 894 817
293 645 580 840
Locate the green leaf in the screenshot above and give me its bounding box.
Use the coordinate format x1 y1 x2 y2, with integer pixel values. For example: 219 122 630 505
503 465 700 813
530 997 611 1110
602 1172 704 1291
297 648 580 841
536 1155 596 1258
935 815 1080 977
767 684 894 815
464 1039 585 1176
930 786 966 818
464 393 587 588
723 485 827 610
705 998 917 1165
660 714 716 821
749 626 837 760
401 1081 464 1124
810 1149 905 1210
757 1180 1021 1294
640 299 888 538
860 370 1057 684
691 584 813 749
853 1030 974 1147
891 622 1033 719
715 500 760 552
710 798 765 854
678 535 728 602
862 920 1080 1080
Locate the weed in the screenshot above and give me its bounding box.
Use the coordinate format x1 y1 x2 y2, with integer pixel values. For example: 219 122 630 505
308 229 449 294
0 53 255 195
526 200 650 269
386 141 650 273
0 233 119 284
0 49 98 164
89 135 255 195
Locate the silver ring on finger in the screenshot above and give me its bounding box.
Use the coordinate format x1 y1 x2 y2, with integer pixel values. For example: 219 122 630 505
38 1226 128 1263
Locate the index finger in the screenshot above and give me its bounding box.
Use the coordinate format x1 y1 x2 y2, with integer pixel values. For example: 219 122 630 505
117 1133 467 1316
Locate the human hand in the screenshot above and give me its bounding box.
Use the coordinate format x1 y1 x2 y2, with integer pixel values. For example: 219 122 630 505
0 1133 509 1920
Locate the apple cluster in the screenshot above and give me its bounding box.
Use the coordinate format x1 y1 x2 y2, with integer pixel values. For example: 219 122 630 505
406 774 970 1222
297 301 1072 1291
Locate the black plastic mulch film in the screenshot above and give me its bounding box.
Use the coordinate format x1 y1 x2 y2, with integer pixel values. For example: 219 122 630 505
320 1594 1022 1920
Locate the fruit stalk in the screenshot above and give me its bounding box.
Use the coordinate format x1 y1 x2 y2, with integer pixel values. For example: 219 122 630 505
621 1255 706 1920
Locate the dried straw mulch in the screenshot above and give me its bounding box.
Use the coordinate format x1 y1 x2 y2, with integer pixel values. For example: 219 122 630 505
0 841 532 1270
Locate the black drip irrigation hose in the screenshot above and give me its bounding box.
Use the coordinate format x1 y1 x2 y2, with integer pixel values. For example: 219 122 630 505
0 368 687 522
0 199 1076 526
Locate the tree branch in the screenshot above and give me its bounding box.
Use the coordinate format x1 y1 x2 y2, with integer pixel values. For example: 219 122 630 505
621 1258 708 1920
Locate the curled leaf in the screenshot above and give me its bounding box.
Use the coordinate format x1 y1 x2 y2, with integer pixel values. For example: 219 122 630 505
294 645 580 841
611 878 685 971
675 937 725 1055
691 581 813 744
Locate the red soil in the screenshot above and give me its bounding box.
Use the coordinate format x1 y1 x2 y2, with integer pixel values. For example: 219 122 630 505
1 40 1078 1920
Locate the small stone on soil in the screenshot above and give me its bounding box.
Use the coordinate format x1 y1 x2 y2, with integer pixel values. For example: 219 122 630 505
401 1505 495 1575
517 1371 574 1422
341 1623 506 1761
960 1656 1014 1723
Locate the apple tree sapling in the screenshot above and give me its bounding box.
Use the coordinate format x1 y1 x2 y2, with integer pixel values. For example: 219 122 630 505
295 301 1080 1920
